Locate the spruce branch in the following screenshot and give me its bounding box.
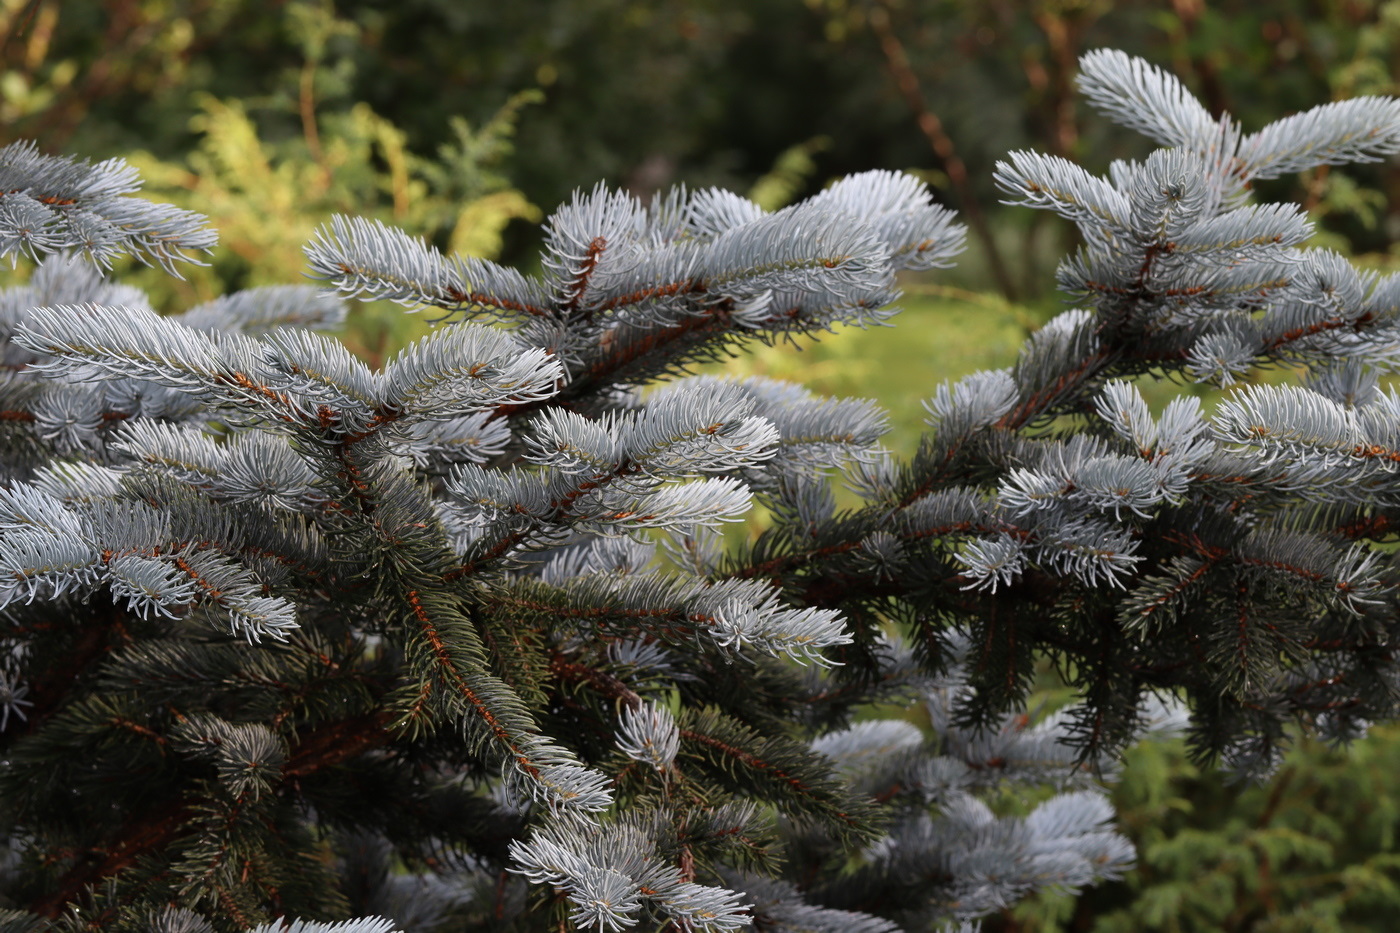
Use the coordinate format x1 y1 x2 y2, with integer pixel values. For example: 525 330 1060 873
176 285 346 334
677 706 882 845
5 49 1400 932
306 215 551 322
396 576 613 818
1238 96 1400 180
382 322 563 424
0 141 216 272
28 704 402 920
1076 49 1226 151
15 304 311 427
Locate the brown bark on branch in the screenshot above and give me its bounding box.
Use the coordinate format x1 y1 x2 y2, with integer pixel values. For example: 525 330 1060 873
33 707 400 917
866 2 1018 301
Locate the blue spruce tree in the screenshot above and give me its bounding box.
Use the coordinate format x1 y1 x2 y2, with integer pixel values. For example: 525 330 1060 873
0 49 1397 932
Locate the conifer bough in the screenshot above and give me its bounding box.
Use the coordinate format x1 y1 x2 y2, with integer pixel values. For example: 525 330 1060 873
0 49 1397 932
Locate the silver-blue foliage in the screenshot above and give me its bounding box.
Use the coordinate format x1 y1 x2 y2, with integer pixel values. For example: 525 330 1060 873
1 46 1400 933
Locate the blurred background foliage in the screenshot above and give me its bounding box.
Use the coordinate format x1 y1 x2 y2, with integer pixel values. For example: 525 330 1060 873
9 0 1400 291
6 0 1400 927
997 722 1400 933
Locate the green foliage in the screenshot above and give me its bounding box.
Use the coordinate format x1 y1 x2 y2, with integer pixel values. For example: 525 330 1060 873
121 89 540 362
747 136 832 212
2 1 545 372
709 288 1043 460
18 0 1400 296
999 725 1400 932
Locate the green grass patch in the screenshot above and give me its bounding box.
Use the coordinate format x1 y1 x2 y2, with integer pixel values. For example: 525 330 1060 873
708 288 1033 457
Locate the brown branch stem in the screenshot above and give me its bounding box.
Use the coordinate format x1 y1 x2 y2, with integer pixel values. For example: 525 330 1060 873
33 705 401 916
866 2 1018 301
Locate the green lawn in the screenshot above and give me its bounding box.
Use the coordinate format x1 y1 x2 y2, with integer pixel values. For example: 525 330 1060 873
707 287 1034 457
707 285 1284 462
